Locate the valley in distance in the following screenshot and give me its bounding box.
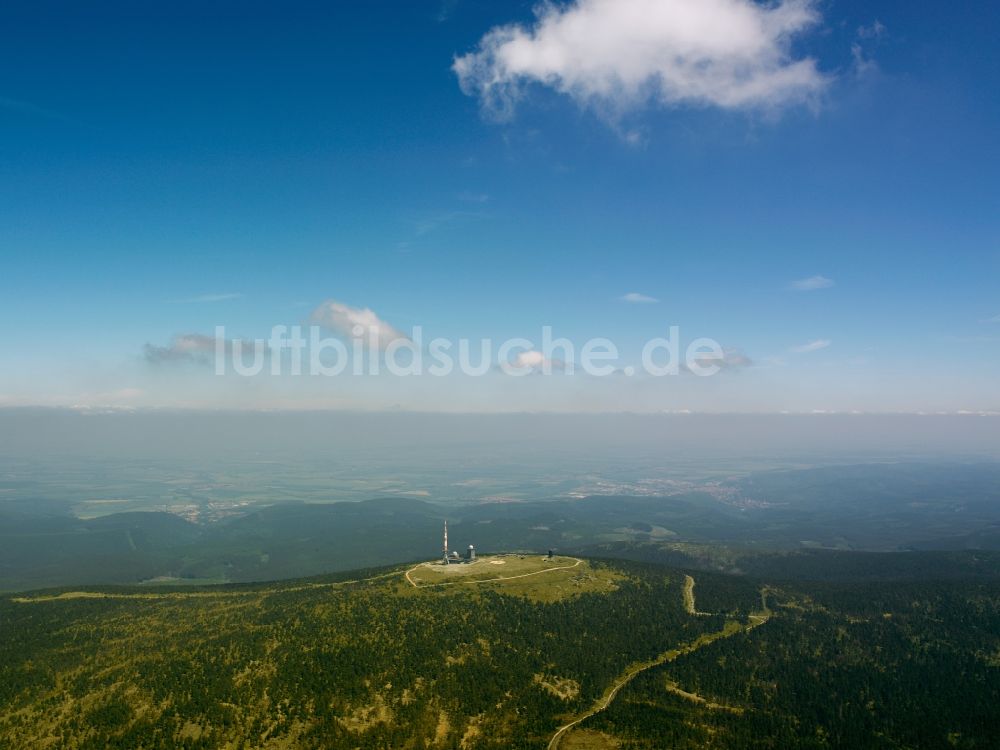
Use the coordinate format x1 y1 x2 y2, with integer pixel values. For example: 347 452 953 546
1 412 999 748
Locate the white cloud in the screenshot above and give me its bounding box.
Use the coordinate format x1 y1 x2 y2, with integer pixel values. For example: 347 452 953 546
503 349 567 374
518 350 564 369
454 0 828 122
789 275 834 291
851 43 877 76
717 349 753 368
310 299 408 349
985 314 1000 324
852 20 885 76
144 333 218 365
684 348 753 372
437 0 460 23
515 350 546 368
621 292 659 303
856 20 886 40
791 338 831 353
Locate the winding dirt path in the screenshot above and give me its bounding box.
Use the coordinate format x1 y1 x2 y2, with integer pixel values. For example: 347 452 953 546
546 578 771 750
682 574 714 616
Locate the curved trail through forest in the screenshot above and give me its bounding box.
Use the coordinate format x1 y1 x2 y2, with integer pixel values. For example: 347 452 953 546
546 578 771 750
405 557 583 589
682 574 712 616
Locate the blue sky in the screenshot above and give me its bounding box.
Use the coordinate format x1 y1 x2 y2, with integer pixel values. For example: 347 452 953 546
0 0 997 412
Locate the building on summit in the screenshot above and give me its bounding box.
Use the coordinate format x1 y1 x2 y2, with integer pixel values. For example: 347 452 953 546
441 521 476 564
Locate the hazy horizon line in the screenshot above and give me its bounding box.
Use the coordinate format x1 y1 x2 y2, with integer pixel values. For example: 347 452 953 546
2 406 999 418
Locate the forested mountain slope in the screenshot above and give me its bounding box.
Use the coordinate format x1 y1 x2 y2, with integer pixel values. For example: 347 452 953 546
1 554 997 749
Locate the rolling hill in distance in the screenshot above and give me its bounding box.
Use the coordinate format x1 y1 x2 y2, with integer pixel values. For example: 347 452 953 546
2 413 1000 747
2 452 1000 591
